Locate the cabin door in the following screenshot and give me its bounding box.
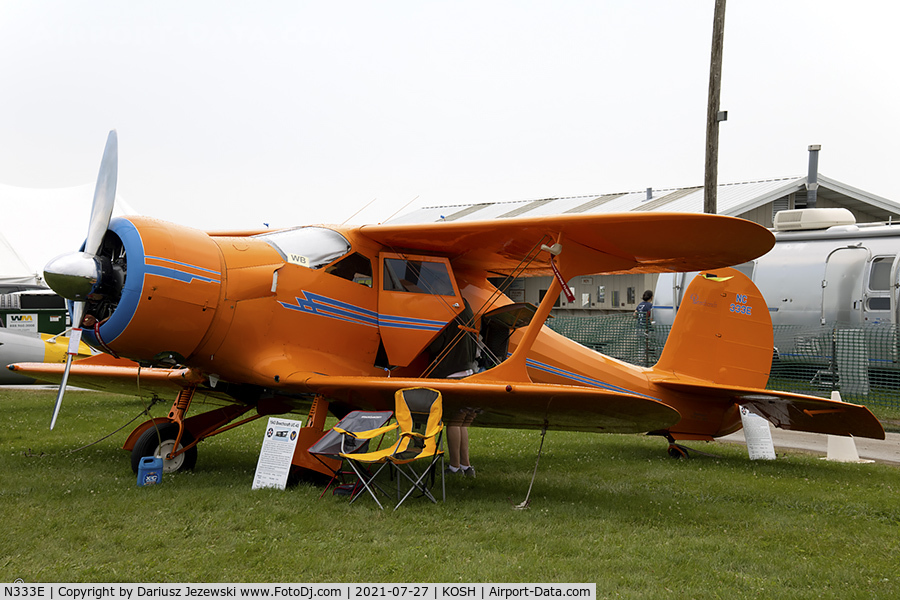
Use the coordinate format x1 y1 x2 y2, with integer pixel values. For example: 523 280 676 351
821 246 869 326
377 252 464 368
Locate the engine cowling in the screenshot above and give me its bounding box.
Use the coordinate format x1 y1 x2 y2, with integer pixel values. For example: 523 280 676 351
83 216 223 365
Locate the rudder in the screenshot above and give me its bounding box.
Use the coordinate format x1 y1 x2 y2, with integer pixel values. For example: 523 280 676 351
654 267 773 389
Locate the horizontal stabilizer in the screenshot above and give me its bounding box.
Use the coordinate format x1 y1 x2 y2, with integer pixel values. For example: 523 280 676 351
652 377 885 440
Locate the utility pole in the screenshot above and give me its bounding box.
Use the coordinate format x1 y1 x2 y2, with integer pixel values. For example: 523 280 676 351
704 0 727 214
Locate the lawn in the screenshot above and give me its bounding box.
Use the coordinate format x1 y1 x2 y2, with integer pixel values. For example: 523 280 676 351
1 388 898 599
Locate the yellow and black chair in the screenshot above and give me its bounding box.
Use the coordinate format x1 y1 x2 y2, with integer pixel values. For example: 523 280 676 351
340 387 445 510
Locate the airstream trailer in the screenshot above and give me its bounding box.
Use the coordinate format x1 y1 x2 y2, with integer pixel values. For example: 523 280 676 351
655 208 900 390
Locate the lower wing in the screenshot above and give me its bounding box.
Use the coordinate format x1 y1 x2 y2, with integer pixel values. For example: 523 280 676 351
13 357 682 433
287 372 681 433
8 355 234 404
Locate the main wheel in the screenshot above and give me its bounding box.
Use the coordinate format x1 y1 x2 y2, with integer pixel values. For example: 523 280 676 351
130 422 198 473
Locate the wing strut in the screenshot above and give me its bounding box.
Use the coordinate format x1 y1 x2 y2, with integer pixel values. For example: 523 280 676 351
468 240 565 384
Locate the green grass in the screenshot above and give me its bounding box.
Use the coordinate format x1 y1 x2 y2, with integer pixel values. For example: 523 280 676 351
1 389 899 598
870 404 900 432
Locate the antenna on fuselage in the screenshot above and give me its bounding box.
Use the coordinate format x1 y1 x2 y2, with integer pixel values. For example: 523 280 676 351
381 195 420 224
341 198 378 226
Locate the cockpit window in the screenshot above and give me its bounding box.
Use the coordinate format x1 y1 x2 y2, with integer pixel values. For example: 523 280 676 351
326 252 373 287
383 257 455 295
255 227 351 269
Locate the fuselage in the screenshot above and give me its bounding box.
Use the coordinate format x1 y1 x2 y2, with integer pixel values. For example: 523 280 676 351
77 216 741 439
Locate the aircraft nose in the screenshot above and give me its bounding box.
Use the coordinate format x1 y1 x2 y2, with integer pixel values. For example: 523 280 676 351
44 251 101 301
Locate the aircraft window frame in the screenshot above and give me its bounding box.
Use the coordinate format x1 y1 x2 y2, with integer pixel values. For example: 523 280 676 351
325 252 373 287
382 255 458 296
254 227 352 270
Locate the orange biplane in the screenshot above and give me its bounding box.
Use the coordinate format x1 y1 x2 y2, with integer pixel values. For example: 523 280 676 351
11 131 885 476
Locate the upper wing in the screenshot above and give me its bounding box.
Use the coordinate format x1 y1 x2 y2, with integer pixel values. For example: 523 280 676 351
651 377 885 440
357 212 774 277
286 372 681 433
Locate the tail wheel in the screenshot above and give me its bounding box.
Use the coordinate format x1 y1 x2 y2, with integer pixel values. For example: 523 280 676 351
130 422 198 473
667 444 690 459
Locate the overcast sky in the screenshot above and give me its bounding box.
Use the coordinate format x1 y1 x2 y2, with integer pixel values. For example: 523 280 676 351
2 1 899 243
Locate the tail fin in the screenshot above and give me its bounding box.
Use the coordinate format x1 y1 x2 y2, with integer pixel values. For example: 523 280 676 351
654 267 773 389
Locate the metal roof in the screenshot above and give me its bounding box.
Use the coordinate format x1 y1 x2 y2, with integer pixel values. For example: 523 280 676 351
387 175 900 224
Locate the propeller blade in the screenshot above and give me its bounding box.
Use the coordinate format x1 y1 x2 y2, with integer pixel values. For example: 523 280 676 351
50 354 74 431
83 130 118 257
49 289 86 428
47 130 117 429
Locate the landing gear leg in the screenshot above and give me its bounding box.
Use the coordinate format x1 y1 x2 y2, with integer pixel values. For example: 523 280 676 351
128 386 199 473
125 386 255 473
289 395 341 481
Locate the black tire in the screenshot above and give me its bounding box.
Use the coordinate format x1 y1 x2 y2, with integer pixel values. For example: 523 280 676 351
130 422 198 473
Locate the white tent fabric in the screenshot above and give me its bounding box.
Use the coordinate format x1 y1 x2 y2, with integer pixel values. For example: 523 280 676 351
0 183 136 283
0 227 41 287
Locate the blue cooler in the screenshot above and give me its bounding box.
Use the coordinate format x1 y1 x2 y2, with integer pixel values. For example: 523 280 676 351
137 456 163 486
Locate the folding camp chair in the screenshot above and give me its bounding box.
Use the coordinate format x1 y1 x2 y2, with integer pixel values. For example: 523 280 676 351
308 411 395 499
340 387 445 511
388 387 446 509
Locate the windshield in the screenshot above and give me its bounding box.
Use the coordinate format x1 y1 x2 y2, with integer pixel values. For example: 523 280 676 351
255 227 351 269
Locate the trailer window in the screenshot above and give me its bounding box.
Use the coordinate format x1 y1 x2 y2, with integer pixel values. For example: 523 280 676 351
866 256 893 311
868 298 891 310
869 257 893 291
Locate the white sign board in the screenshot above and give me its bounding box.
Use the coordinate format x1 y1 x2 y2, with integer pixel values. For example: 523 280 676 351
7 313 38 334
739 406 776 460
252 417 303 490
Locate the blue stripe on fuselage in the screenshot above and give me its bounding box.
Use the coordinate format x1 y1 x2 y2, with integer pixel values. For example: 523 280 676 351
524 356 659 401
280 290 448 332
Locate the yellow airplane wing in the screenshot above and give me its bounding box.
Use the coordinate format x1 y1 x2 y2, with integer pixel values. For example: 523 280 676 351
358 212 774 277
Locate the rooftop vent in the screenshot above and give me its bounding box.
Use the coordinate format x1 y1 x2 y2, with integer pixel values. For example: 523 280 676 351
773 208 856 231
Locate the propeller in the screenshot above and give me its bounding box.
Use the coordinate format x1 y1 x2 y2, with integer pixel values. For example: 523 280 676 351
43 130 118 429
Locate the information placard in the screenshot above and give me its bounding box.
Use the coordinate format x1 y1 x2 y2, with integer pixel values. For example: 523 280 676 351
252 417 303 490
739 405 776 460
